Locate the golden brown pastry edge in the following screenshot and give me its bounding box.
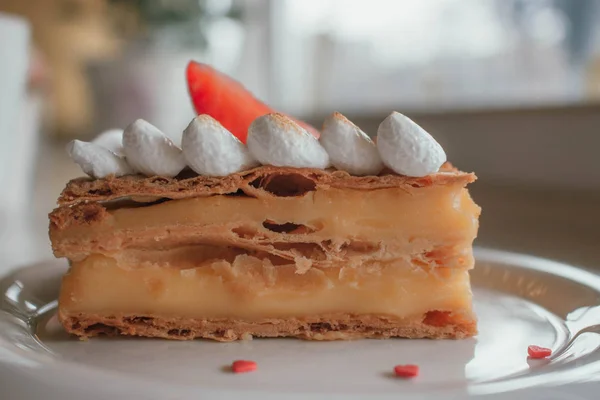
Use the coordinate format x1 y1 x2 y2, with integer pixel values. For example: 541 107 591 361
56 163 475 207
59 310 477 341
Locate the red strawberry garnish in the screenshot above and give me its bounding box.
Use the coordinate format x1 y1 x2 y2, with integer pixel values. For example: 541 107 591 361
186 61 319 143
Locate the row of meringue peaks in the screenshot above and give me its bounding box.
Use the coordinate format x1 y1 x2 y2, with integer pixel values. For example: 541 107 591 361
67 112 446 179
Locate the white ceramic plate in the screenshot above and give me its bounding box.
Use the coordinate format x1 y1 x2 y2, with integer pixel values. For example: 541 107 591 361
1 248 600 400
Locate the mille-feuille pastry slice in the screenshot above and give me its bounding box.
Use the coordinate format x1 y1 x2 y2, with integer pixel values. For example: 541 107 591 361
48 62 480 341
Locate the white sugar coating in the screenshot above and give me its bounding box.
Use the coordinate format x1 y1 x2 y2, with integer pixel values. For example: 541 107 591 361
320 112 383 176
122 119 187 177
92 129 125 156
247 113 330 169
377 112 446 177
182 115 258 176
67 140 133 178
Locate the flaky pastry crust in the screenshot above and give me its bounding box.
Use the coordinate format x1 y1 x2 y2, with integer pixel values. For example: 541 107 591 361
57 163 474 207
60 311 477 341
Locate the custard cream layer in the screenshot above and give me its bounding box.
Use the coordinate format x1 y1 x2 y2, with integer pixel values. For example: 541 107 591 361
52 184 480 268
61 253 473 320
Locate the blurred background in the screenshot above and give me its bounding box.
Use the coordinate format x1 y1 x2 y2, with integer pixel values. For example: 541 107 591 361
0 0 599 270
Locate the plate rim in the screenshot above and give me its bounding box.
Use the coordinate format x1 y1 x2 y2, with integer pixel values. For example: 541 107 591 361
1 248 600 399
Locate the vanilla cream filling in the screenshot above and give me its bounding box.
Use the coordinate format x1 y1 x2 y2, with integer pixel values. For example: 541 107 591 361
52 185 480 267
61 253 473 320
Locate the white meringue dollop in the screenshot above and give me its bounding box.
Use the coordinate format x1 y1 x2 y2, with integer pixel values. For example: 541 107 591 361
377 112 446 177
67 140 133 179
320 112 383 176
247 113 330 169
182 115 258 177
67 111 448 180
122 119 187 177
92 129 125 156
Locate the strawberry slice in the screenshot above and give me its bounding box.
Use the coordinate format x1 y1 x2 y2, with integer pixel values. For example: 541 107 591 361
186 61 319 143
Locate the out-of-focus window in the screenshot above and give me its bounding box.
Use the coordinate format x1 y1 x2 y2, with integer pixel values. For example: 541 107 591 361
4 0 600 137
257 0 600 115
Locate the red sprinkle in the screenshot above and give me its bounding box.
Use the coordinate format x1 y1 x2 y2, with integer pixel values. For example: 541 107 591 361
527 345 552 359
394 364 419 378
231 360 257 373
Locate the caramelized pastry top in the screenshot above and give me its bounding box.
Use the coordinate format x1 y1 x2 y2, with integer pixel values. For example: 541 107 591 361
57 163 475 207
